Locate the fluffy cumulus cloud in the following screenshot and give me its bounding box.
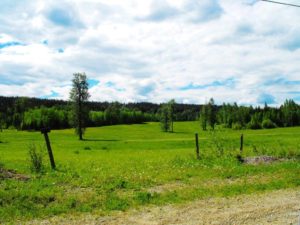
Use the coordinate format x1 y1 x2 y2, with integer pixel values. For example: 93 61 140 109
0 0 300 105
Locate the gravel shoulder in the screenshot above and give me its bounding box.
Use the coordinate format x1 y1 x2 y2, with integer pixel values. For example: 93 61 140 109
25 188 300 225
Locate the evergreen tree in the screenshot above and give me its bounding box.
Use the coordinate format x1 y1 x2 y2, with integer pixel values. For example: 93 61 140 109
200 104 208 131
168 99 176 132
207 98 217 130
69 73 90 140
281 99 298 127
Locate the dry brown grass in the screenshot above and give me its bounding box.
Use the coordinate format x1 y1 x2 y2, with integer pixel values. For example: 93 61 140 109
146 173 285 195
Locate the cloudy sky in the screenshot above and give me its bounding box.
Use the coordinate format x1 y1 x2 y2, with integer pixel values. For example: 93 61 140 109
1 0 300 105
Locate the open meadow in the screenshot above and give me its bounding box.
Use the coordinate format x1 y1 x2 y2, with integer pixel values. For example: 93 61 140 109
0 122 300 223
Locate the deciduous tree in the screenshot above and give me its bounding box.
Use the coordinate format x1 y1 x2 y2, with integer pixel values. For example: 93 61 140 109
159 103 171 132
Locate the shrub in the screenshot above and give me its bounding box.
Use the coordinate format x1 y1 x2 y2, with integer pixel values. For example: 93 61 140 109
232 122 243 130
135 192 157 204
247 121 261 130
8 125 15 130
28 143 44 173
261 119 277 129
247 113 262 130
209 130 226 156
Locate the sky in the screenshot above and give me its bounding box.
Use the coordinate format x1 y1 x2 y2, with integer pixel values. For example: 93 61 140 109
0 0 300 105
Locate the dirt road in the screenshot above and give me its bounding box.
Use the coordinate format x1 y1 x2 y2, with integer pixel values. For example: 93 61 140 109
26 188 300 225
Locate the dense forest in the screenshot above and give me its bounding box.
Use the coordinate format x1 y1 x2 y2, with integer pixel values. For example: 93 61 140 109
0 96 300 131
0 96 199 130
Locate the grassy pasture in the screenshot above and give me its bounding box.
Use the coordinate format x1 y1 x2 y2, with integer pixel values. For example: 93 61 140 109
0 122 299 223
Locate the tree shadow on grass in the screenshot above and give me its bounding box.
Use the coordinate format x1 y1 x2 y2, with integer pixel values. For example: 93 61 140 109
171 131 189 134
83 139 119 142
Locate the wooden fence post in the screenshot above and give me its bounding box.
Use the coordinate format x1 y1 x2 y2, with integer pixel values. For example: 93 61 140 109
195 133 200 159
41 128 56 169
240 134 244 154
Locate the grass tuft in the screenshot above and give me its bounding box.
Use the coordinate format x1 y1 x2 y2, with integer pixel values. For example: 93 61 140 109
28 143 44 173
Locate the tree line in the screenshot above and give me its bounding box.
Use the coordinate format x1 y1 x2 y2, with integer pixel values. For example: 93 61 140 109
1 73 300 138
0 92 199 133
1 95 299 133
158 97 300 132
1 95 299 134
1 102 159 131
197 98 300 131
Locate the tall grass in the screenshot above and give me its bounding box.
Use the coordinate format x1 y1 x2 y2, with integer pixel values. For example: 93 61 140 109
28 143 44 173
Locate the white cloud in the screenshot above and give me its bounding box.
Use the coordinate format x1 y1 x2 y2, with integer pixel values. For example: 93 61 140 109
0 0 300 105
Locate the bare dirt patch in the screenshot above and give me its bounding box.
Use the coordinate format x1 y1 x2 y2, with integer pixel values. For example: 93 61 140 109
147 181 185 194
242 155 280 165
0 168 30 181
26 188 300 225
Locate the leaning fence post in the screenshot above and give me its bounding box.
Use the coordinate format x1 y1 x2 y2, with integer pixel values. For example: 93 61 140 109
195 133 200 159
240 134 244 154
41 127 56 169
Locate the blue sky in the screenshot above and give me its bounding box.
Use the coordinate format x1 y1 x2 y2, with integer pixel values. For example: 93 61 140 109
0 0 300 105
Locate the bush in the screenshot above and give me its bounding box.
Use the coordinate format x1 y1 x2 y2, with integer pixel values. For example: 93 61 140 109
135 192 157 204
232 122 243 130
28 143 44 173
261 119 277 129
247 113 262 130
8 125 15 130
247 121 261 129
209 130 226 156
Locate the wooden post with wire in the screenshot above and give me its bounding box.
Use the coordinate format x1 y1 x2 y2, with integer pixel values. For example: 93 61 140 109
195 133 200 159
261 0 300 8
240 134 244 154
41 127 56 169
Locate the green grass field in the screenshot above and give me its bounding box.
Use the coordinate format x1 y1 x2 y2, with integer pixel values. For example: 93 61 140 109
0 122 300 223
